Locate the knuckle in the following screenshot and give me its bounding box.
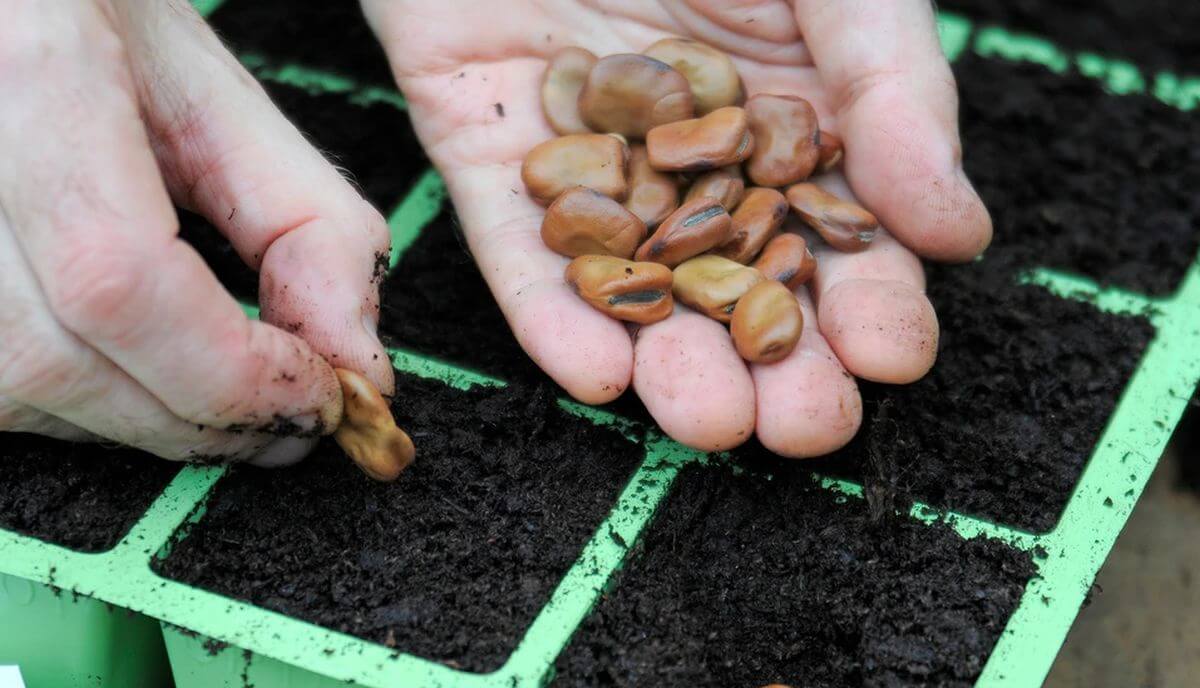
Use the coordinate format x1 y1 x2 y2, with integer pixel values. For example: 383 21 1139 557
45 240 147 336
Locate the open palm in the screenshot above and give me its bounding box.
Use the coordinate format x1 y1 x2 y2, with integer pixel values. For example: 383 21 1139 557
362 0 992 456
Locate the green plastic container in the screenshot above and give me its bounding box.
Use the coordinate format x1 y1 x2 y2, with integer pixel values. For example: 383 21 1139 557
2 6 1200 688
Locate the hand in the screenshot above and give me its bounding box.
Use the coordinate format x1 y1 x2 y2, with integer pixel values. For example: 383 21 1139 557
0 0 393 464
363 0 991 455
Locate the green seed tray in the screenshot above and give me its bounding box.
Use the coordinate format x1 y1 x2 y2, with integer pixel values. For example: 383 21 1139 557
3 6 1200 687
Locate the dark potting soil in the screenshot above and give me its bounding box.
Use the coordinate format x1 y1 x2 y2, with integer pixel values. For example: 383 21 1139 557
178 210 259 304
940 0 1200 74
154 371 644 671
209 0 395 88
0 435 179 553
552 460 1035 687
955 53 1200 297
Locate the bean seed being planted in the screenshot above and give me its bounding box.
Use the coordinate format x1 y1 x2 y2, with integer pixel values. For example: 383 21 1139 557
672 255 765 323
333 369 416 482
785 182 879 252
623 144 679 228
816 130 843 173
541 47 597 135
744 94 820 187
711 187 788 264
541 186 646 258
752 232 817 289
643 38 743 115
578 54 694 137
564 255 674 324
522 133 629 206
731 281 803 364
684 165 745 211
646 106 754 172
635 197 733 267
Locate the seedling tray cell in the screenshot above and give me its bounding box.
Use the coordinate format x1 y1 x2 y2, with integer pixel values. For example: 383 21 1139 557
2 5 1200 688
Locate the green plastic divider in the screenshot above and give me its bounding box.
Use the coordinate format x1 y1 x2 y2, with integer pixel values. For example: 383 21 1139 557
2 4 1200 688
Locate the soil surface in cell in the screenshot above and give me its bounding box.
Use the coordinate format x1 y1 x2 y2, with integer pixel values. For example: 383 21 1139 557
209 0 396 87
941 0 1200 73
553 460 1035 687
0 435 180 553
154 372 643 671
955 53 1200 297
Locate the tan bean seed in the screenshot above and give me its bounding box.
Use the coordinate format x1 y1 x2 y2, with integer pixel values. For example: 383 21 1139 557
635 197 733 267
333 369 416 482
816 130 843 173
522 134 629 206
542 187 646 258
564 255 674 324
672 255 765 323
623 144 679 228
578 54 694 137
646 106 754 172
684 165 744 211
751 233 817 289
785 183 879 252
731 281 803 364
711 187 787 264
643 38 743 115
744 94 820 187
541 47 598 135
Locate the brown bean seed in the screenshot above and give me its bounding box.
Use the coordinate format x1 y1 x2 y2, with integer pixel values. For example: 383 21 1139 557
542 187 646 258
578 54 694 137
643 38 743 115
541 47 597 135
684 165 744 211
522 134 629 206
635 197 733 267
731 281 803 364
785 183 879 252
751 233 817 289
646 106 754 172
564 255 674 324
333 369 416 482
711 187 788 264
623 145 679 228
816 130 843 173
672 255 765 323
744 94 820 187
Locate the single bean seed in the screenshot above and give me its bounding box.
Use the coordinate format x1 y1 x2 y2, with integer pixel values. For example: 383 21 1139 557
646 106 754 172
578 54 694 137
541 186 646 258
744 94 820 187
751 232 817 289
635 197 733 267
541 47 598 135
785 182 879 252
643 38 743 115
731 281 803 364
564 255 674 324
623 144 679 228
333 369 415 482
672 255 765 323
711 187 788 264
684 165 745 211
816 130 843 173
522 134 629 206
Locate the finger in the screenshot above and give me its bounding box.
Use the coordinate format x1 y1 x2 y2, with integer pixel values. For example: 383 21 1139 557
0 1 341 434
633 308 756 451
112 0 394 394
751 289 862 458
793 0 992 262
808 174 939 384
658 0 810 65
0 397 97 443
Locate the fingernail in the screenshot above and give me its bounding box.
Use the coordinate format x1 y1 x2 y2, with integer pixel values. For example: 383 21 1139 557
251 436 318 468
363 311 380 336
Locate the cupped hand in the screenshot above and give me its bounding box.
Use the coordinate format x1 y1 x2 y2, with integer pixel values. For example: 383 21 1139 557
0 0 393 464
363 0 991 455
